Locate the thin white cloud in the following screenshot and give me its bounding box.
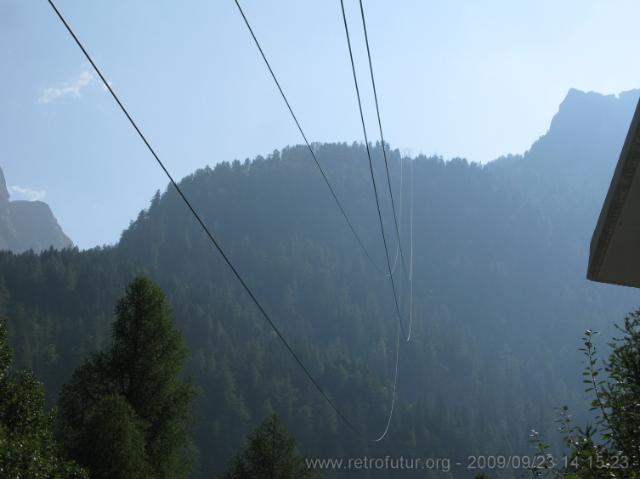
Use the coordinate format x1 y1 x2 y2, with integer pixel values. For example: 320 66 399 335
9 185 46 202
38 70 95 104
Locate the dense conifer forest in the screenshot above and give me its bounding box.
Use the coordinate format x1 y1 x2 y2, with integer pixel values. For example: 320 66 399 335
2 89 640 477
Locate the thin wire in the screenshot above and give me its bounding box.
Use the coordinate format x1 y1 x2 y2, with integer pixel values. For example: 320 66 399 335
372 317 400 442
46 0 362 437
340 0 406 338
233 0 384 276
236 0 402 441
358 0 408 279
388 154 403 276
406 157 415 342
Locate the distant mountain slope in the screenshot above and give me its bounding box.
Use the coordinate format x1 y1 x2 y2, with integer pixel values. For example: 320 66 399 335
0 166 72 252
487 88 640 289
1 88 640 478
488 88 640 190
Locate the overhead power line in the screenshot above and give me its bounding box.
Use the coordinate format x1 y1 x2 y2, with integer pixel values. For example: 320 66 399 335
358 0 408 280
373 316 400 442
388 152 403 276
46 0 365 438
233 0 402 441
339 0 406 338
233 0 385 276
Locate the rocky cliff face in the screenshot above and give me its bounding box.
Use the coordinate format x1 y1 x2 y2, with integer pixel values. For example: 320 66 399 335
0 167 72 252
487 88 640 197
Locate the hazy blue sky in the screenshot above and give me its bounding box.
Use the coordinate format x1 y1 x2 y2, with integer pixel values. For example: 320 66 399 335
2 0 640 248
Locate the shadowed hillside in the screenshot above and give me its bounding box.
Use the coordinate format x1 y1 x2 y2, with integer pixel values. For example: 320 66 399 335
1 89 639 477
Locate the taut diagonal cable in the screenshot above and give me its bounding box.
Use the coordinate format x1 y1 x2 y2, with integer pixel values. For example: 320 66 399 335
234 0 402 440
234 0 384 275
339 0 406 337
358 0 408 280
47 0 362 437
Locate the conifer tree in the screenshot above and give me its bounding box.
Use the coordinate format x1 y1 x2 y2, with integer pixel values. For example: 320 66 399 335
221 414 318 479
58 277 195 479
0 318 86 478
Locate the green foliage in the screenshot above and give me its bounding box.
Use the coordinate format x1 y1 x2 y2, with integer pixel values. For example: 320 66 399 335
0 318 86 478
58 277 195 479
0 314 10 378
530 317 640 479
603 313 640 466
67 394 149 479
221 414 318 479
2 142 639 477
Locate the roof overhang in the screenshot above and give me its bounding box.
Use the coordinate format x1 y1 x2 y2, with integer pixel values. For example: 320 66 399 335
588 98 640 287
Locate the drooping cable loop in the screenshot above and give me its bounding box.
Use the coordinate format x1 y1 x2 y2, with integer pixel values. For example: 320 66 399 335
47 0 401 443
235 0 405 439
372 318 400 442
47 0 361 439
406 157 415 342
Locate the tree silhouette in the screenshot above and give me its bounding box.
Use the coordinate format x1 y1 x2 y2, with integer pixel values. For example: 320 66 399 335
58 277 195 479
221 414 318 479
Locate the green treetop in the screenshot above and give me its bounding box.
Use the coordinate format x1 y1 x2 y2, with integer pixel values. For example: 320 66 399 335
58 277 196 479
0 317 87 478
221 414 319 479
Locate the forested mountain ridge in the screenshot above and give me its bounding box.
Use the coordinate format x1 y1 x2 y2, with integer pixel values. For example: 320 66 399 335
0 166 72 253
2 88 640 478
